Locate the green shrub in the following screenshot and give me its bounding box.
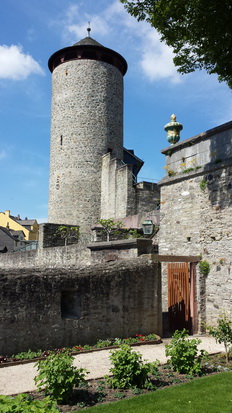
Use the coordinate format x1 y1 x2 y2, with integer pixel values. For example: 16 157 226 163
122 337 138 344
165 329 207 375
207 313 232 363
199 179 208 190
127 229 143 238
199 260 210 276
108 344 158 389
12 349 43 360
34 350 87 403
182 167 194 173
0 394 59 413
94 339 112 348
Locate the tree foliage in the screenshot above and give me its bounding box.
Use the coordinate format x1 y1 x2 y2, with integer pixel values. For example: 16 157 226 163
120 0 232 88
56 225 79 246
207 313 232 363
97 218 123 242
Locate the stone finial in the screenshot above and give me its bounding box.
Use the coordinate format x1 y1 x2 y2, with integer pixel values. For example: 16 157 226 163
164 114 183 145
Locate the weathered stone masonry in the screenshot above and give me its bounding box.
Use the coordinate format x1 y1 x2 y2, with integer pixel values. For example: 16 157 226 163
47 36 159 234
0 257 161 355
158 121 232 329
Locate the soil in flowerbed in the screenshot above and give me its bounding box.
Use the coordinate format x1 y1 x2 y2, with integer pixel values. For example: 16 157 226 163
23 353 232 412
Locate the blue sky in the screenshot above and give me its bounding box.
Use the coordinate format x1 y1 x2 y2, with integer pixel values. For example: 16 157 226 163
0 0 231 222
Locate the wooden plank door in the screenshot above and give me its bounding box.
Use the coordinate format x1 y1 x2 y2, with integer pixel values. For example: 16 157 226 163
168 262 190 332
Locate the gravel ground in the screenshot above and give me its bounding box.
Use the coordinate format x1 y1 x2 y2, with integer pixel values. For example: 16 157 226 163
0 335 224 396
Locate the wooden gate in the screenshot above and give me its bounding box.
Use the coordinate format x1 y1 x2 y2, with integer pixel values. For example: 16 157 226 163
168 262 190 332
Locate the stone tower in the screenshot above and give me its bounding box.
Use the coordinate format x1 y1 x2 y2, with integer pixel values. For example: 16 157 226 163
47 35 127 233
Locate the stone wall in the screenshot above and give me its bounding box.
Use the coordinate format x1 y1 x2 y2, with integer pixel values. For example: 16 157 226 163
0 225 155 269
48 59 124 232
38 223 80 248
135 182 160 213
88 239 153 264
159 121 232 329
0 242 91 269
162 121 232 175
0 257 161 355
101 153 160 220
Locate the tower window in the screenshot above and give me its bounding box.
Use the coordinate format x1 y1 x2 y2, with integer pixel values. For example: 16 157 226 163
60 135 63 146
56 176 60 190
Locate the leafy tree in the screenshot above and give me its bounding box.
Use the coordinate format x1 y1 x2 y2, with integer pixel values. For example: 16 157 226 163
207 313 232 363
56 225 79 246
120 0 232 88
97 218 123 242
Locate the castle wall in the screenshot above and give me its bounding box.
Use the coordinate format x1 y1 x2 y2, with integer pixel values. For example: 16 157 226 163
0 243 90 269
0 257 161 355
48 59 124 231
88 239 153 264
115 163 135 218
101 153 160 220
159 121 232 329
135 182 160 213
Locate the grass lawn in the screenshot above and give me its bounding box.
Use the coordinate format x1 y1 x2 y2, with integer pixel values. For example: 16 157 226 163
77 372 232 413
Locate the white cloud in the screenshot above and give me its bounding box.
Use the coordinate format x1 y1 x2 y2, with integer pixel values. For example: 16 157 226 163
58 1 180 84
68 16 109 40
0 45 45 80
140 31 181 84
0 150 6 160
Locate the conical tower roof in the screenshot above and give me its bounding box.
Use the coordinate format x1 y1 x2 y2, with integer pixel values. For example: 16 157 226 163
73 36 103 47
48 36 127 75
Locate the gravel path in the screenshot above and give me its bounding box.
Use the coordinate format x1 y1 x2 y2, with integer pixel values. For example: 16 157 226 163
0 336 224 396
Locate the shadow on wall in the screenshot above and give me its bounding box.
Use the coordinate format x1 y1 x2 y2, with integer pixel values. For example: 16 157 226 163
202 125 232 209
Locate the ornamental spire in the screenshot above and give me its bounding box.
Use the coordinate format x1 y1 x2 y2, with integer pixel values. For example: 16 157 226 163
164 114 183 145
87 22 91 37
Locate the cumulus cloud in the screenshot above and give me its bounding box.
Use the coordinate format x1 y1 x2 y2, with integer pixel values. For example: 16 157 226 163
68 16 109 40
140 31 181 83
0 45 44 80
63 3 109 41
60 0 180 84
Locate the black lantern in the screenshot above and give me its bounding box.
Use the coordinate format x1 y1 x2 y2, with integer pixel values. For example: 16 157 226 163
142 220 154 235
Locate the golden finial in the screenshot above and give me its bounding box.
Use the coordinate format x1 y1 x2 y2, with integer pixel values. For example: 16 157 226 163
170 114 176 122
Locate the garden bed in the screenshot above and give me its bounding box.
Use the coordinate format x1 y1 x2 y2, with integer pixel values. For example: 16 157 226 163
0 334 161 367
10 353 232 412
